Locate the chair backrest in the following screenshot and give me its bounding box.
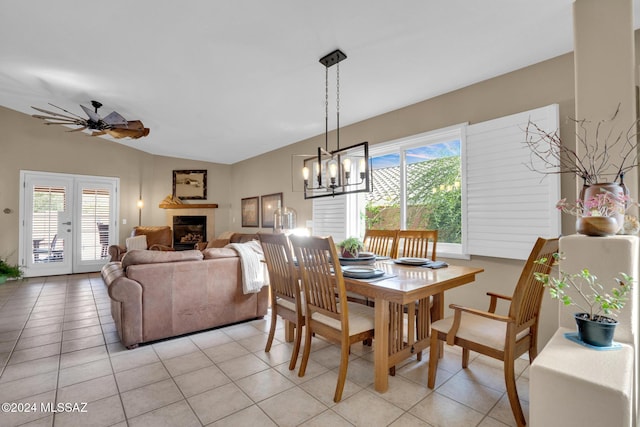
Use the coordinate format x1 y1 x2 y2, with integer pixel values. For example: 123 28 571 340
397 229 438 260
132 226 172 248
258 233 300 307
363 229 399 258
289 235 347 327
509 237 559 330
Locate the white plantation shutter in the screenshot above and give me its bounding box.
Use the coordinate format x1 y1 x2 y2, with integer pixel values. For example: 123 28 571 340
466 104 560 259
312 196 347 243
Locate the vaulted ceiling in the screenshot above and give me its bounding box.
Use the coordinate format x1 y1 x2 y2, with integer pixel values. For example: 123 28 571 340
1 1 637 164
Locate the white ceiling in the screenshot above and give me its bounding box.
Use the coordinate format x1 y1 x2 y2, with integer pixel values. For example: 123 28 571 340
1 1 637 164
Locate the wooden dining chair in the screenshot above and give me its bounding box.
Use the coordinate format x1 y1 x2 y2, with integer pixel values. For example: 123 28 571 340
363 229 399 258
396 229 438 260
427 237 559 427
394 229 438 370
258 233 304 371
289 235 375 403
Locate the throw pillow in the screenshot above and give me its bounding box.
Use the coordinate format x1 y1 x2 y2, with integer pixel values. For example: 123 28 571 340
126 235 148 251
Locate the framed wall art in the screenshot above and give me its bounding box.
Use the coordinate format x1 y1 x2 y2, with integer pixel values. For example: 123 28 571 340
241 196 259 227
261 192 282 228
173 170 207 200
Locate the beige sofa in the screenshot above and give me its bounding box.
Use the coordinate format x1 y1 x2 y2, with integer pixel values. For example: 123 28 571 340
101 248 268 348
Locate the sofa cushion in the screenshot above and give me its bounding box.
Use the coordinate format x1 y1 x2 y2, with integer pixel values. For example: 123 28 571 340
202 247 238 259
205 239 231 249
122 249 203 270
126 235 148 251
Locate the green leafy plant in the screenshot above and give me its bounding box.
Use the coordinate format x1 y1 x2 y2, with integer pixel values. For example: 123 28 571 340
337 237 364 257
0 256 23 279
534 253 633 321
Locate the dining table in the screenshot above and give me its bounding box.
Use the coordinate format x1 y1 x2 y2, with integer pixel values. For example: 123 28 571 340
342 259 484 392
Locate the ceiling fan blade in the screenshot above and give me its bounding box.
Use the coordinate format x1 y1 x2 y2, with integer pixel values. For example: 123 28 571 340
105 125 149 139
80 104 101 122
47 103 86 119
31 106 82 121
102 111 128 127
91 130 107 137
67 126 88 133
31 114 82 124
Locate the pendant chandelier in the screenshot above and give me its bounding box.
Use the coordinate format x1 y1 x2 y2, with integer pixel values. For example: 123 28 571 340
302 49 371 199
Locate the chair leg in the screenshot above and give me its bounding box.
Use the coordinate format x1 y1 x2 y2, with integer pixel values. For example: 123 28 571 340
265 308 277 353
334 339 351 402
462 348 470 368
288 323 302 371
504 357 526 427
298 322 313 378
427 332 440 388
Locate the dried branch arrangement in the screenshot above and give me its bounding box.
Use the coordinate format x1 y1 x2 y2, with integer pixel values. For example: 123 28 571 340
524 105 639 185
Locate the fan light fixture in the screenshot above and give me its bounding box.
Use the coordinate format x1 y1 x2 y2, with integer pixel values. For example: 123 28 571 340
302 49 371 199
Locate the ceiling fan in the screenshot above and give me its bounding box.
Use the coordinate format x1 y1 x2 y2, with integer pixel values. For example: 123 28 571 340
31 100 150 139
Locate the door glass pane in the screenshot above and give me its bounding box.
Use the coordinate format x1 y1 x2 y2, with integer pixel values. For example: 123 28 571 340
81 188 111 261
32 186 66 263
405 141 462 243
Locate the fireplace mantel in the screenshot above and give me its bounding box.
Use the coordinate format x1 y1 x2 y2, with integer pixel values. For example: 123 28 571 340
159 203 218 209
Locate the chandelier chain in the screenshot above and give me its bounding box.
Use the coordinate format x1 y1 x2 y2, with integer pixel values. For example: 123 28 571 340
325 66 329 152
336 62 340 150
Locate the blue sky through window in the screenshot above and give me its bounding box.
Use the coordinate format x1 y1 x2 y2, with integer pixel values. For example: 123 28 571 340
371 140 460 169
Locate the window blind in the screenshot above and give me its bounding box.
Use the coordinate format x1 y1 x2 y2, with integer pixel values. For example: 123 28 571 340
312 196 347 243
466 104 560 259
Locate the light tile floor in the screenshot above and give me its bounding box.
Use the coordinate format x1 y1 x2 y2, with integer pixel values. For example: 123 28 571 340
0 274 531 426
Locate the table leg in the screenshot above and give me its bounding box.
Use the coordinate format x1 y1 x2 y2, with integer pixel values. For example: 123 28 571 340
374 297 390 392
432 292 445 356
284 319 295 342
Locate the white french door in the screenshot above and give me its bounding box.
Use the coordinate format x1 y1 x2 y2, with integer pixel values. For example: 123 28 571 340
20 171 119 277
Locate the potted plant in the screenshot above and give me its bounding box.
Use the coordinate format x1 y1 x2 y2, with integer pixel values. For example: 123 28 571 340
534 254 633 347
0 256 23 284
555 190 636 236
337 237 364 258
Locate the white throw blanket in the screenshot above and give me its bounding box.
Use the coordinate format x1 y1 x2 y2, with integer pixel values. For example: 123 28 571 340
227 241 268 294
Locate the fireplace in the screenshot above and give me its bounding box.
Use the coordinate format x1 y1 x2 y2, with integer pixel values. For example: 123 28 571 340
173 216 206 251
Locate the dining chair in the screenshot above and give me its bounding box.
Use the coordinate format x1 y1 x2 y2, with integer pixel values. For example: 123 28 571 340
289 235 375 403
363 229 399 258
427 237 559 427
258 233 304 371
396 229 438 260
393 229 438 371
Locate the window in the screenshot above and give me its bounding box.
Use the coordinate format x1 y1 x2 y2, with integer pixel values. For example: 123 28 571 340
360 125 466 257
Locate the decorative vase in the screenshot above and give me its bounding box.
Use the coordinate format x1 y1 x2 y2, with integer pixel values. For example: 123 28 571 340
582 182 627 230
576 216 620 236
574 312 618 347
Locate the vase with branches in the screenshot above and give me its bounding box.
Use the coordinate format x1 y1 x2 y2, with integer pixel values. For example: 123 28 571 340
524 104 639 186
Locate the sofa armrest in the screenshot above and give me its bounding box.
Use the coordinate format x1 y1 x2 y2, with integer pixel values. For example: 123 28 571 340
108 245 127 262
108 276 144 349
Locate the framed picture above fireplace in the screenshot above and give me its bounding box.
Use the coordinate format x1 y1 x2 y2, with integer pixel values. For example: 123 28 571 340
173 170 207 200
261 192 282 228
241 196 259 227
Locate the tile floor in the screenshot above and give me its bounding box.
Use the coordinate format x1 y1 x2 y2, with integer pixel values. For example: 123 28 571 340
0 273 531 426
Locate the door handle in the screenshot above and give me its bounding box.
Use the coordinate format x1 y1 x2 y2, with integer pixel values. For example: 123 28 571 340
62 221 72 225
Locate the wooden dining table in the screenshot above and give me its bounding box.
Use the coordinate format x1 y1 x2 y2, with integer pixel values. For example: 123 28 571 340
343 260 484 392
